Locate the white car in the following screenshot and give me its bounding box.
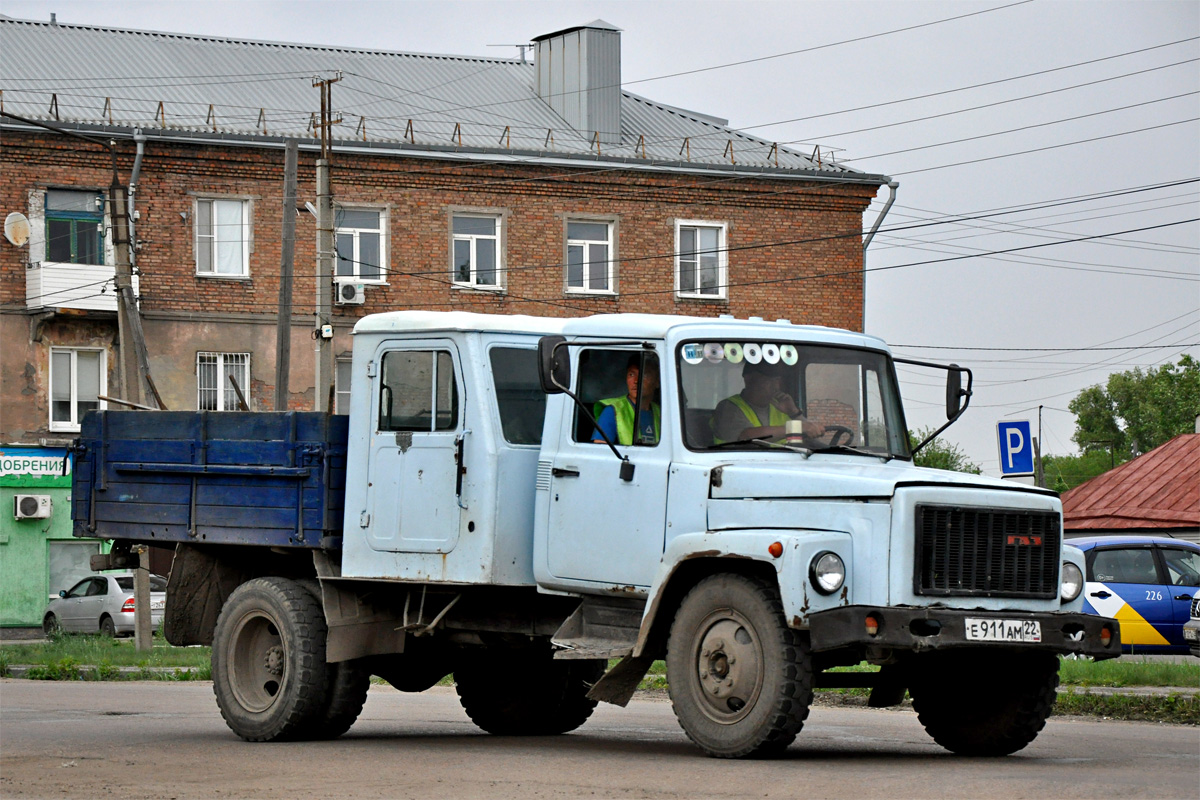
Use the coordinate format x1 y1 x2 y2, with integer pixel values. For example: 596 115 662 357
1184 589 1200 659
43 573 167 636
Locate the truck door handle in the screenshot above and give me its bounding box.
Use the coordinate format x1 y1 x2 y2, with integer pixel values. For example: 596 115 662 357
552 467 580 478
1089 591 1111 599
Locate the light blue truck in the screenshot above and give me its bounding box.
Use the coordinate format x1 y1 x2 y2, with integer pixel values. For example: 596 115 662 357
73 310 1119 758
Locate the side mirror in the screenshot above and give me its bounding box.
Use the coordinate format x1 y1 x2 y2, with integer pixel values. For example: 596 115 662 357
946 365 964 419
58 590 66 598
538 335 570 394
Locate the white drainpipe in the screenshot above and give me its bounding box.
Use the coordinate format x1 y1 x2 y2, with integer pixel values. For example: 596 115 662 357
861 180 898 333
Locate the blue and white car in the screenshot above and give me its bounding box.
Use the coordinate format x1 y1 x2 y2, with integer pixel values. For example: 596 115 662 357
1071 535 1200 655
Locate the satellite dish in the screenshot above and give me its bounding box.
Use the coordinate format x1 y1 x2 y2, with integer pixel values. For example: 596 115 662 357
4 212 30 247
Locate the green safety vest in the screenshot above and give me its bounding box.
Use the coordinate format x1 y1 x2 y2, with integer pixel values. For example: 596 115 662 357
711 396 791 444
595 396 661 445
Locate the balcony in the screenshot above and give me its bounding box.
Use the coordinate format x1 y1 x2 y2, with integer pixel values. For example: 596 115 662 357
25 261 139 312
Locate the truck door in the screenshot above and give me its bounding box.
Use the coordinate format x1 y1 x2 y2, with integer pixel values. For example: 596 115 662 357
364 343 463 553
545 348 669 589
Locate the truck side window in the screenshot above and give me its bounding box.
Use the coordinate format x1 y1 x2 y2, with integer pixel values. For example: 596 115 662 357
489 347 546 445
574 349 661 446
378 350 458 432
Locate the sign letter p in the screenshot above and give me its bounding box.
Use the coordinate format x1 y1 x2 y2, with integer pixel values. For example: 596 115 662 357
1006 428 1024 469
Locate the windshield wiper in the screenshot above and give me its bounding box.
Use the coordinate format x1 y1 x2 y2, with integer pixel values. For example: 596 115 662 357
706 438 812 455
809 443 892 462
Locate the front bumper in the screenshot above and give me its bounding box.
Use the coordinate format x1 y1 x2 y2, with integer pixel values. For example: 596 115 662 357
1183 619 1200 658
807 605 1121 660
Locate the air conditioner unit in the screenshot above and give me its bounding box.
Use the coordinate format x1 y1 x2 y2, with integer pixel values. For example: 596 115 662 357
14 494 52 520
335 281 366 305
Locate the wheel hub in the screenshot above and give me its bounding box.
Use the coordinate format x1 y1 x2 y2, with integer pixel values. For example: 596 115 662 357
695 617 762 722
263 645 285 676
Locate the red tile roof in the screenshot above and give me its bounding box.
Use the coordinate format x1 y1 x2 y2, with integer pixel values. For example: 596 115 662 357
1062 434 1200 530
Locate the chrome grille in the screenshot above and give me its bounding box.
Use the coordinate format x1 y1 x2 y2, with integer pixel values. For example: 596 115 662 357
914 505 1061 599
1191 596 1200 620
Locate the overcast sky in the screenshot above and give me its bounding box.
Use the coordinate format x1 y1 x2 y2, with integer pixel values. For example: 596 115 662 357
6 0 1198 475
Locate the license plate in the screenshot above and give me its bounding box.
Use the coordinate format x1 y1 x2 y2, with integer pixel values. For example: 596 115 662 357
964 618 1041 643
151 601 165 611
1184 628 1198 642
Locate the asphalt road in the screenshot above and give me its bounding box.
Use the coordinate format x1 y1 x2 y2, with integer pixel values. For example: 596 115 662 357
1 680 1195 800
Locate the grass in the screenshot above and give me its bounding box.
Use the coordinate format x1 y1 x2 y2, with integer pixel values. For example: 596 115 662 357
1058 656 1200 688
1056 689 1200 724
0 632 211 680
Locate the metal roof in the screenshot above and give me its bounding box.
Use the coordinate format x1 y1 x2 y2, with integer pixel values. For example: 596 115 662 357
0 17 887 181
1061 434 1200 531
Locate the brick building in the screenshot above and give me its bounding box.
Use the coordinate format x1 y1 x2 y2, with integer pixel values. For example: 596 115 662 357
1 16 890 447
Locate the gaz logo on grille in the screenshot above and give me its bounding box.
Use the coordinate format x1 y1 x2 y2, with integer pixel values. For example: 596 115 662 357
1006 535 1043 546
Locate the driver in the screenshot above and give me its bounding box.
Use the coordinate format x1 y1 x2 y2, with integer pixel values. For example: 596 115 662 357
711 361 823 444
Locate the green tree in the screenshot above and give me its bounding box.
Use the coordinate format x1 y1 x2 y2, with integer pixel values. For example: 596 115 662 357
1069 355 1200 464
908 428 982 474
1041 449 1114 493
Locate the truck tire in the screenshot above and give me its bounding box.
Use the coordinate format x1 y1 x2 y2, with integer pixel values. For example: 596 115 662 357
666 574 812 758
455 651 605 735
909 649 1059 756
211 577 330 742
294 578 369 740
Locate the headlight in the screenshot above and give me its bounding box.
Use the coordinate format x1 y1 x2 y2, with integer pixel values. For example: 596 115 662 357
810 551 845 595
1061 561 1083 602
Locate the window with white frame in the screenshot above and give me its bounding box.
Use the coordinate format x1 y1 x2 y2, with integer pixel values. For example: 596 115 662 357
675 220 727 299
197 352 250 411
336 208 384 282
45 190 105 265
49 347 106 432
452 214 502 289
195 198 250 276
335 358 353 415
566 220 615 293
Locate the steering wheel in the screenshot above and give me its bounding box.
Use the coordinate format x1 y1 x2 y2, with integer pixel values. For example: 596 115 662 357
824 425 854 447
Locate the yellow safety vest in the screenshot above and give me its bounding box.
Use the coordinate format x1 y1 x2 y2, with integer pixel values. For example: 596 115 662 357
595 396 660 445
711 396 791 444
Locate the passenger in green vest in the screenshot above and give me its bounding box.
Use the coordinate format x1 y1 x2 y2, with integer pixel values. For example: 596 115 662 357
711 360 822 444
592 356 661 445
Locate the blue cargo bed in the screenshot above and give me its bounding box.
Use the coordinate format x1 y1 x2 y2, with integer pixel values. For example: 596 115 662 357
72 411 348 549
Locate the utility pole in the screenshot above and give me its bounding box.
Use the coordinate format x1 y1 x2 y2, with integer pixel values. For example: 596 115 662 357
312 74 341 412
1035 405 1045 488
274 141 298 410
106 140 155 408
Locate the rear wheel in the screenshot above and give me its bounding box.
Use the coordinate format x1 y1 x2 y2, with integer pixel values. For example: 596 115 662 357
455 649 604 735
99 615 117 637
211 577 330 742
909 649 1059 756
293 579 369 740
665 573 812 758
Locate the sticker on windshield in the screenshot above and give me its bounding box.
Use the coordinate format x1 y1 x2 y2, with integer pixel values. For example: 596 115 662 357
724 343 744 363
703 343 725 363
780 344 798 365
681 343 705 364
761 343 780 364
743 343 762 364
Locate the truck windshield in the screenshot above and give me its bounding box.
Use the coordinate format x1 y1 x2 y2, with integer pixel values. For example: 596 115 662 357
677 340 910 458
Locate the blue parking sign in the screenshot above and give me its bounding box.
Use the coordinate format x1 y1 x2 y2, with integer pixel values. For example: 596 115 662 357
997 421 1034 475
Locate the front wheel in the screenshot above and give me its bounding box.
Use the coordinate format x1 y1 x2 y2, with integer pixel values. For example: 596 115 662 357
43 614 60 636
666 574 812 758
909 649 1059 756
211 577 330 742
